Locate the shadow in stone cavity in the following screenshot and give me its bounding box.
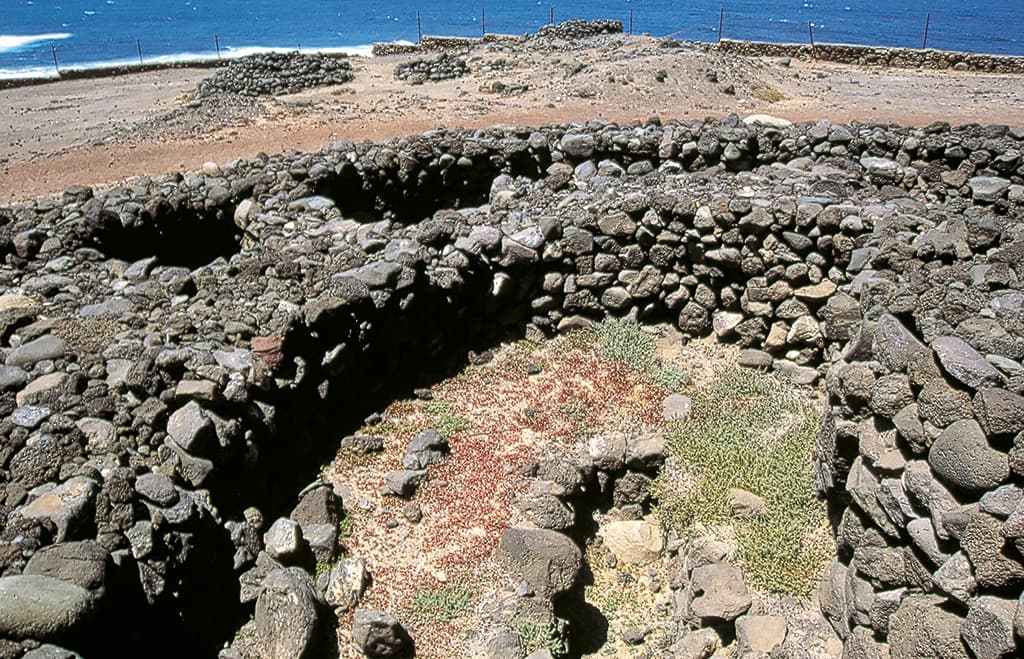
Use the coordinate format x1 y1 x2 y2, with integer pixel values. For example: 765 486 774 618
83 200 242 268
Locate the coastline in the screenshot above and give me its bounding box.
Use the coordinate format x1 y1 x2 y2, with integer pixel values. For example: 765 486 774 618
4 34 1024 91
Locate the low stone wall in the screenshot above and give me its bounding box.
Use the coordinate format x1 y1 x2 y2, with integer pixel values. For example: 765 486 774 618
533 19 624 41
0 115 1022 656
715 38 1024 73
394 53 469 83
195 52 354 97
371 41 424 57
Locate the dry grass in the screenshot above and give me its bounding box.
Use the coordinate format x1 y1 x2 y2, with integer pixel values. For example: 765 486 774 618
324 330 668 657
752 86 787 102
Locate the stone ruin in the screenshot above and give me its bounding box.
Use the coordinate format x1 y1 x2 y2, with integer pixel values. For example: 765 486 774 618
196 52 355 98
0 114 1022 657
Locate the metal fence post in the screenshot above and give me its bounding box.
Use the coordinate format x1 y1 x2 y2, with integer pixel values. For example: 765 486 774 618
718 8 724 42
417 12 422 43
215 34 221 58
482 8 486 36
922 13 931 49
136 39 143 64
51 44 60 74
629 9 634 35
808 22 815 58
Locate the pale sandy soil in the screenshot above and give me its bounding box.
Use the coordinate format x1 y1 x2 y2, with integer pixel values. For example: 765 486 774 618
2 34 1024 202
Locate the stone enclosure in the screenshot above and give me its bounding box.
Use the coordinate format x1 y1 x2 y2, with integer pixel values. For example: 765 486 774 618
0 113 1022 657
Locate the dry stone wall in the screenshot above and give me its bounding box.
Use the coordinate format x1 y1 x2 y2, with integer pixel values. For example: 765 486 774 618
196 52 354 97
0 115 1022 657
715 38 1024 73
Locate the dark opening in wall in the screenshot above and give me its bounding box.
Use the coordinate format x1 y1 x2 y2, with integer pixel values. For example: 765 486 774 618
85 202 242 269
311 157 503 224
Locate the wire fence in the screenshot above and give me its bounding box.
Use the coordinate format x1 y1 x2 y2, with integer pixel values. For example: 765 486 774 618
18 4 1024 77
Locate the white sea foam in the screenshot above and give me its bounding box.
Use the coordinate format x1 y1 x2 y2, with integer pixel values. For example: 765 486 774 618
0 33 72 53
1 42 377 79
0 66 59 80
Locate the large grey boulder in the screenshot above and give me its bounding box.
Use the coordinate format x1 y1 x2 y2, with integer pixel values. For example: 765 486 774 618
667 627 721 658
290 484 344 562
588 431 627 471
888 594 968 659
735 614 787 654
960 596 1017 659
871 315 929 374
352 609 412 658
690 563 752 621
497 528 581 598
846 457 900 537
559 133 596 159
134 472 178 507
16 477 98 542
960 511 1024 589
24 541 111 594
515 493 575 531
918 378 973 428
932 336 1006 390
968 176 1010 202
902 461 960 539
167 400 216 455
402 429 449 469
905 518 950 567
320 557 369 611
6 335 66 368
974 388 1024 437
264 518 306 564
818 560 850 639
255 568 322 659
382 470 428 498
928 419 1008 493
0 575 95 640
932 552 977 604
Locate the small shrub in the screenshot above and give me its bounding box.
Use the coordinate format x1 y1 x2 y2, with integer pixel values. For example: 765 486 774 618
404 581 473 624
338 515 355 539
314 560 336 579
652 367 832 596
753 86 786 102
424 400 470 437
556 399 595 435
510 619 566 655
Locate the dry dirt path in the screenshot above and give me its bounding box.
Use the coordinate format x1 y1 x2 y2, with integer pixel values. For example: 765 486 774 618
3 35 1024 202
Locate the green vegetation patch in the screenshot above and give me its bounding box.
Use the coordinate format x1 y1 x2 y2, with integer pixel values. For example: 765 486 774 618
424 400 471 437
404 581 474 624
652 366 832 596
593 320 691 391
510 618 566 656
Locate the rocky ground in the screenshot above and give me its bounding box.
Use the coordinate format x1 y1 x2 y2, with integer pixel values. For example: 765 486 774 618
3 30 1024 202
0 20 1023 659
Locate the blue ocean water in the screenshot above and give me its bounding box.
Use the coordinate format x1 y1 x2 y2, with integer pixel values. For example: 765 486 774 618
2 0 1023 78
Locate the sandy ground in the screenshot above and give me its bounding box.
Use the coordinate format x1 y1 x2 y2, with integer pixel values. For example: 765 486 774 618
3 35 1024 202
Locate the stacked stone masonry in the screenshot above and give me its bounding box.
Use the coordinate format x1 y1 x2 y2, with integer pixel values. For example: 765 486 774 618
196 52 355 98
715 38 1024 74
0 114 1022 656
393 54 470 83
